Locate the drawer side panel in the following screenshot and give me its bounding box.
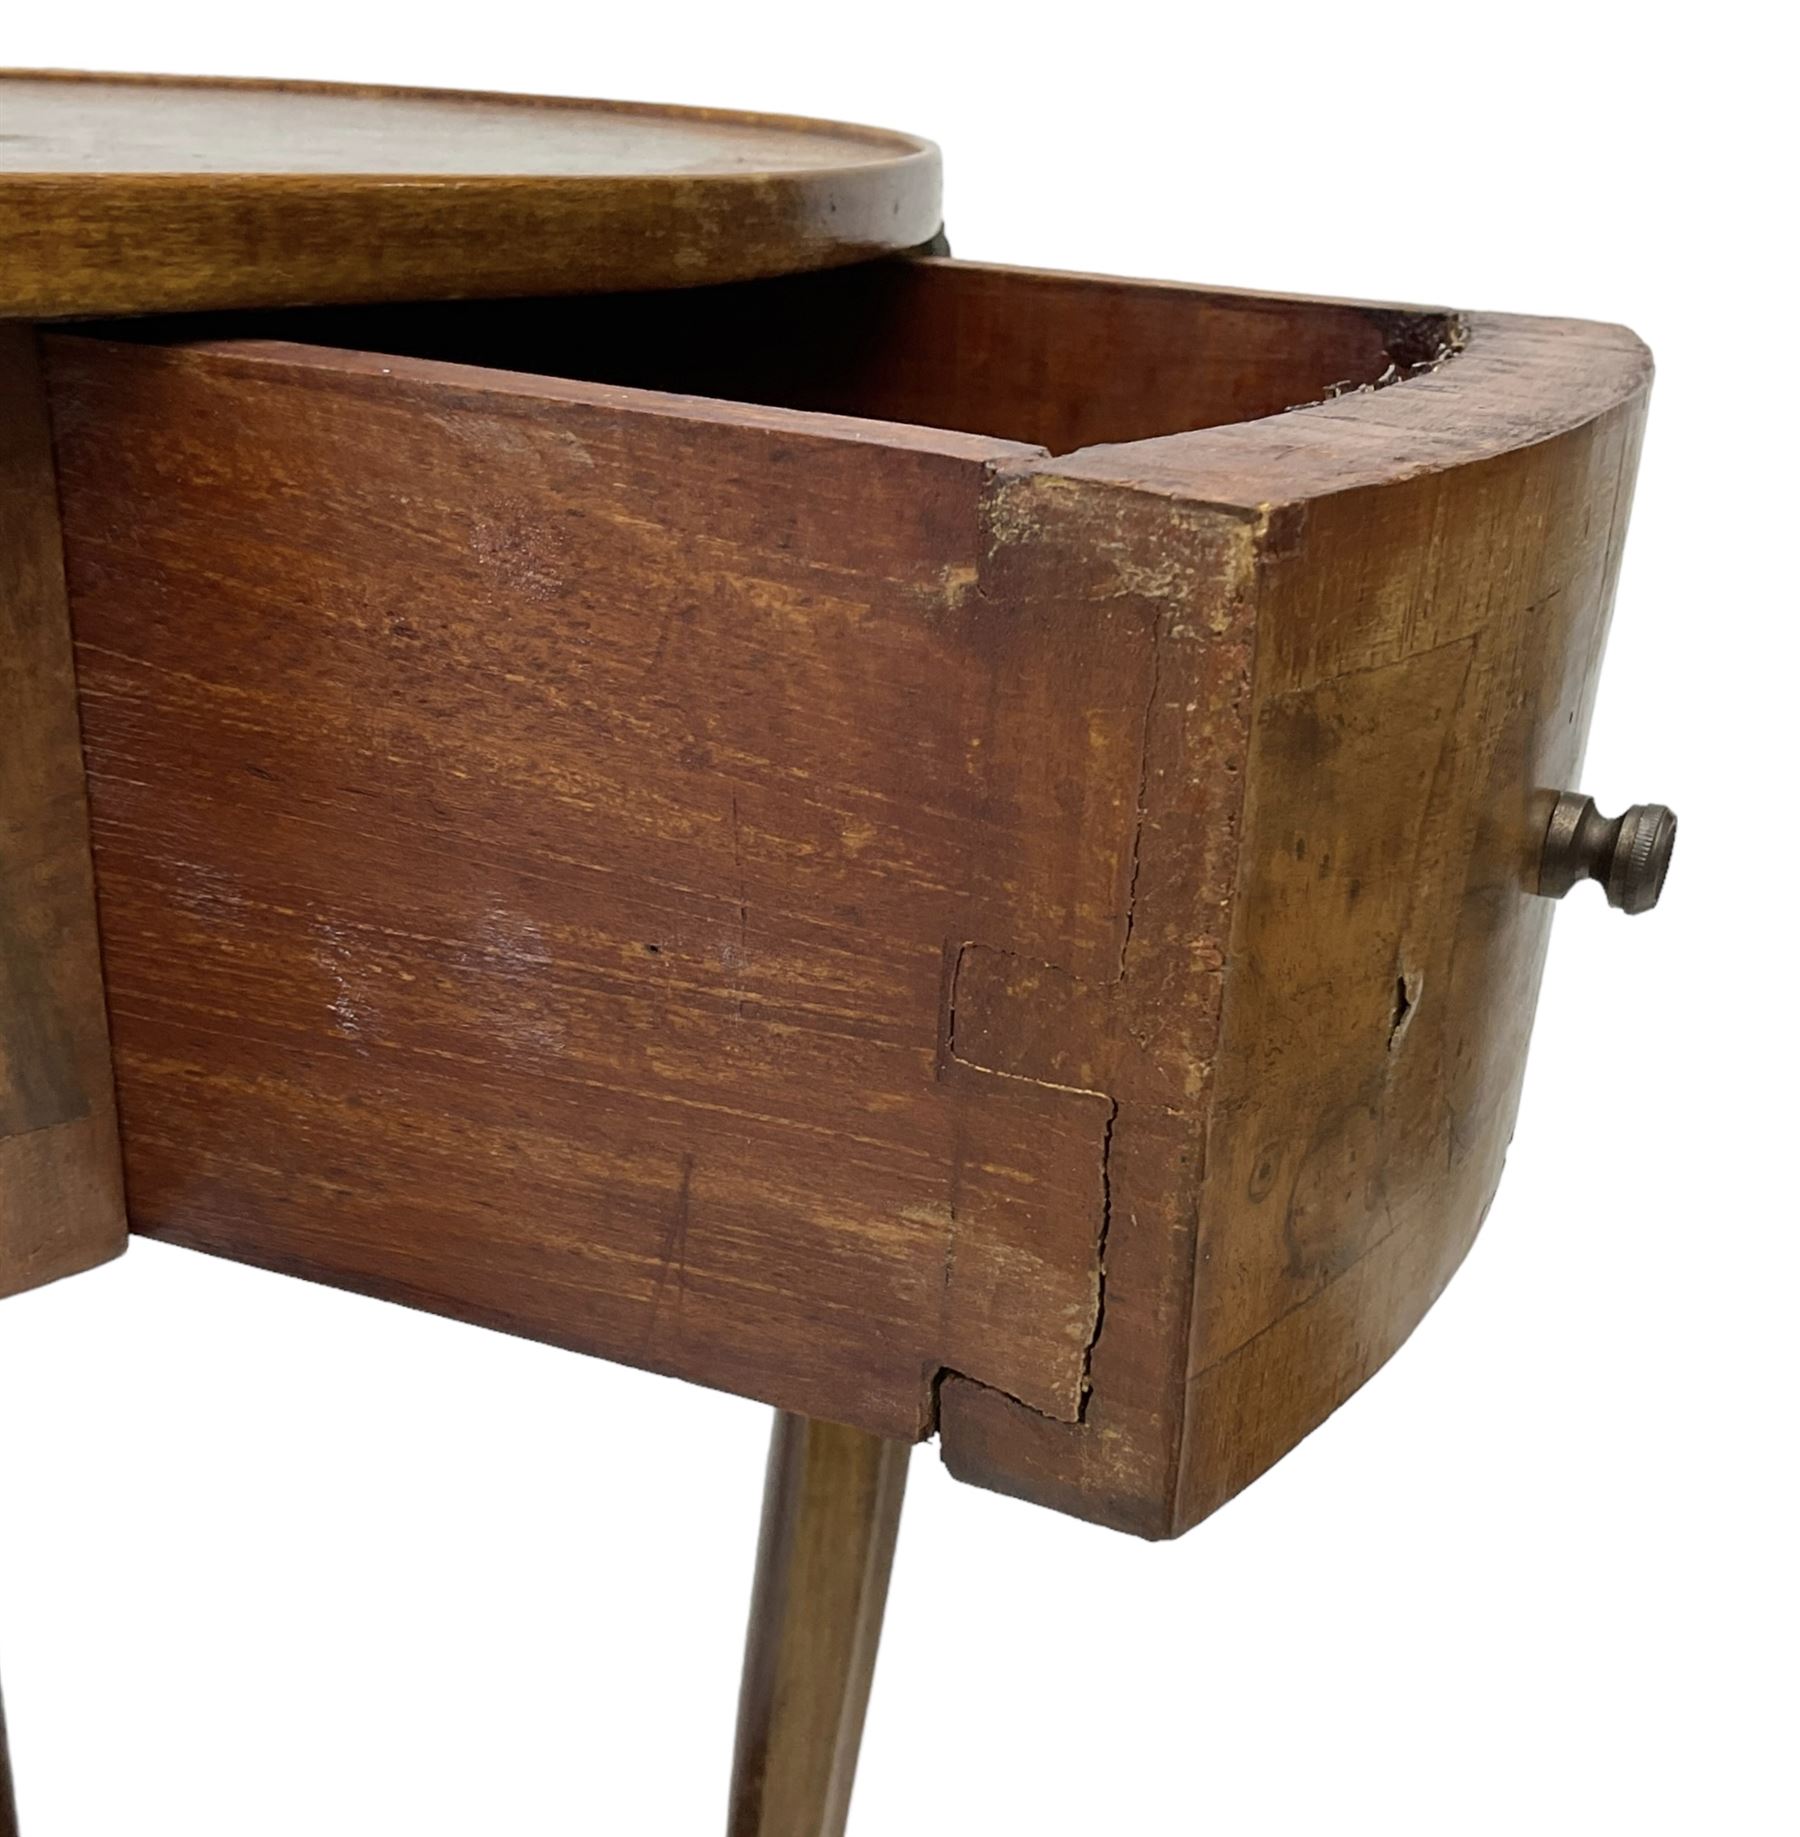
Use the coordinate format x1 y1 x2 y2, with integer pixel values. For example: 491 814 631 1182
46 335 1151 1434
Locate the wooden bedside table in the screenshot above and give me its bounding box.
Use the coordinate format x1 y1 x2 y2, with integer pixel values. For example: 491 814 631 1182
0 70 1674 1837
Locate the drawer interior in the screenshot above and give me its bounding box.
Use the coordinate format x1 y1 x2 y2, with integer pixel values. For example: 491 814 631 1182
73 257 1458 456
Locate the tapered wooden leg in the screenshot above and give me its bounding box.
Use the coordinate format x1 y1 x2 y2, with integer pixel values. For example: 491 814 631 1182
727 1411 910 1837
0 1673 19 1837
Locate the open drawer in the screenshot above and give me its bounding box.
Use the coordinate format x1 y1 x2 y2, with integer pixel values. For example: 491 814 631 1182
34 255 1650 1536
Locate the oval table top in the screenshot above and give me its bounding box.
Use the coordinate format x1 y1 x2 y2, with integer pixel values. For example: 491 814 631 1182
0 70 943 318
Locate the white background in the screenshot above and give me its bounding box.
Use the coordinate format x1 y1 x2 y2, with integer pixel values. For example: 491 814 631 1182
1 6 1793 1833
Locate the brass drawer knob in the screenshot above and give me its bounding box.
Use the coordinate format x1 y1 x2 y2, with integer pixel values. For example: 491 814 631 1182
1537 792 1677 913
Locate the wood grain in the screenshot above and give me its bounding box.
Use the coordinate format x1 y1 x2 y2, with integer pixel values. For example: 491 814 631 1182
939 300 1652 1534
47 324 1133 1433
0 71 941 318
41 258 1651 1534
728 1412 908 1837
99 258 1451 456
0 324 126 1300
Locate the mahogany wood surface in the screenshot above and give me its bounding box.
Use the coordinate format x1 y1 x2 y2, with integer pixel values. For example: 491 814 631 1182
0 71 941 318
0 325 126 1300
939 288 1652 1532
100 259 1450 456
728 1413 908 1837
42 258 1651 1534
